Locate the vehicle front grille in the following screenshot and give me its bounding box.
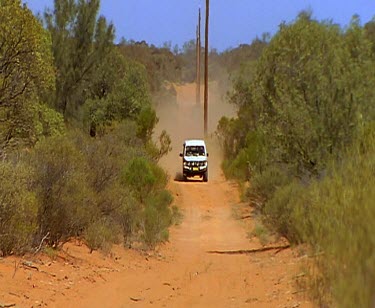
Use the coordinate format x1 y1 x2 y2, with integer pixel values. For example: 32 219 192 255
185 161 206 167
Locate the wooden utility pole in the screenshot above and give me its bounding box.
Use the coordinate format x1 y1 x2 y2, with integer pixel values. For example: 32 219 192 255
196 8 201 106
204 0 209 136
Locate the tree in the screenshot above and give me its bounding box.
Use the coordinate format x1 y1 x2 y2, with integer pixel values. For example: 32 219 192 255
44 0 114 117
83 57 152 136
251 15 374 175
0 0 56 155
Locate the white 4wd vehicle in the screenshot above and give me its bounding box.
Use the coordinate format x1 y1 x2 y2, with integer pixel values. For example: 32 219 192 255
179 139 209 182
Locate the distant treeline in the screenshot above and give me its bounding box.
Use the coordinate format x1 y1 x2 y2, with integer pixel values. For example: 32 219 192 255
118 34 269 103
217 12 375 307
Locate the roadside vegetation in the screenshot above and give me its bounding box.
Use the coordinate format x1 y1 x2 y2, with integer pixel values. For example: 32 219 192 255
0 0 175 256
217 12 375 307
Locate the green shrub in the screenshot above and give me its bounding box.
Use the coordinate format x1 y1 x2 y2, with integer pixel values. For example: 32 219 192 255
122 157 168 202
71 124 173 250
222 129 266 181
222 150 250 181
0 161 38 256
297 131 375 307
136 106 158 142
263 125 375 307
216 116 246 161
146 189 173 212
142 190 173 248
84 218 121 253
216 12 375 306
142 205 168 247
149 162 169 189
263 181 309 244
94 182 143 247
78 133 127 194
250 222 271 246
114 193 143 246
30 135 96 246
122 157 156 202
247 166 290 203
72 127 147 247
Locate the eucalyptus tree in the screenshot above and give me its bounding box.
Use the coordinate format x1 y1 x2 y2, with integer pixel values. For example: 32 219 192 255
252 14 374 175
44 0 115 117
0 0 57 154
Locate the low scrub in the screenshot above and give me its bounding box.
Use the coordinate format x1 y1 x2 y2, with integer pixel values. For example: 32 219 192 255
250 222 271 246
263 180 309 244
296 129 375 307
261 126 375 307
85 218 122 253
114 192 143 247
142 190 173 247
246 165 291 206
122 156 168 203
0 122 175 255
30 135 96 247
0 161 38 256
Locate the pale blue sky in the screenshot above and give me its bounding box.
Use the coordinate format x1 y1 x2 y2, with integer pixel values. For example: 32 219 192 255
24 0 374 51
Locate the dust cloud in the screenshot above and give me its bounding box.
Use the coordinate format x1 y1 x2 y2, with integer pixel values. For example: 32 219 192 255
154 82 236 181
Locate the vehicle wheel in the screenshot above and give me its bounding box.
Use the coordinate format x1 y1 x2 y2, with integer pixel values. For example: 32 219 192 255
203 171 208 182
183 173 187 181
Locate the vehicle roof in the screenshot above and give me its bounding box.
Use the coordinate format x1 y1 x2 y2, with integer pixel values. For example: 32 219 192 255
184 139 206 147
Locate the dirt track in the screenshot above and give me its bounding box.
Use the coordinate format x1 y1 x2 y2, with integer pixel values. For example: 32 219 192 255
0 83 312 307
67 160 310 307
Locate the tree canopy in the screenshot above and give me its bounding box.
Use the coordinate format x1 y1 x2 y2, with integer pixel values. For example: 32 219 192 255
0 0 59 155
44 0 115 116
220 14 375 178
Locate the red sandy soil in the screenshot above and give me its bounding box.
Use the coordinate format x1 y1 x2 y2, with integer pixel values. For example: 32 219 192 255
0 83 313 308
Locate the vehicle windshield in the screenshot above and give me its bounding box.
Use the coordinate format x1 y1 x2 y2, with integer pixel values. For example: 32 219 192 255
185 145 205 156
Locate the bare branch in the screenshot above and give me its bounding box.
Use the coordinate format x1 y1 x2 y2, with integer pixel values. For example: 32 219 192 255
207 244 290 255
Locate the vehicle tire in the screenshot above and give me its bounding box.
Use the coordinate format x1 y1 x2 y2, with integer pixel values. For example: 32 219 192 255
183 173 187 181
203 170 208 182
